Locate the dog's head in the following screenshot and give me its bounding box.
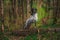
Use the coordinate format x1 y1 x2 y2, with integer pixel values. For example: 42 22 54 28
31 8 37 15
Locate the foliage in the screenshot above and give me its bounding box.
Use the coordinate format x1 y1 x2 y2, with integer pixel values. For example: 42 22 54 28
0 0 60 40
24 33 37 40
2 36 9 40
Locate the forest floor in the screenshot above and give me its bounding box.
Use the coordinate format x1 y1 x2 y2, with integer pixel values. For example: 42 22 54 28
0 26 60 40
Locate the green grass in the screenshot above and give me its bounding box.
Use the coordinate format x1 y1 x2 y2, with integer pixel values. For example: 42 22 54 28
24 33 37 40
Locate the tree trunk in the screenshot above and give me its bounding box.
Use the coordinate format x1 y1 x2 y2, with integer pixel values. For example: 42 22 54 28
53 0 58 24
1 0 4 32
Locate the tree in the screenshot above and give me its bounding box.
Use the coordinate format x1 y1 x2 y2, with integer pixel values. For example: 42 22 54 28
0 0 4 32
53 0 58 24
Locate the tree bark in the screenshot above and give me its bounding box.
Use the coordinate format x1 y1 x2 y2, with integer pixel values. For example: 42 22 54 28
1 0 4 32
53 0 58 24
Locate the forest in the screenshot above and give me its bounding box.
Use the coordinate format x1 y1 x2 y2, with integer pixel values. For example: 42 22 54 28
0 0 60 40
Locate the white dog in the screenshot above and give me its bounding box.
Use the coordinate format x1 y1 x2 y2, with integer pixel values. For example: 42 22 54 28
24 8 38 29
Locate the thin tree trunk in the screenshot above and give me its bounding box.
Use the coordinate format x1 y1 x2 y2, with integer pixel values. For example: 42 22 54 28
0 0 2 32
12 0 17 29
27 0 31 18
1 0 4 32
26 0 27 19
15 0 18 29
4 0 10 32
53 0 57 24
22 0 24 28
37 0 43 9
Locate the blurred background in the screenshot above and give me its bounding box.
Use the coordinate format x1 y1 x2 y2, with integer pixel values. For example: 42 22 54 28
0 0 60 40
